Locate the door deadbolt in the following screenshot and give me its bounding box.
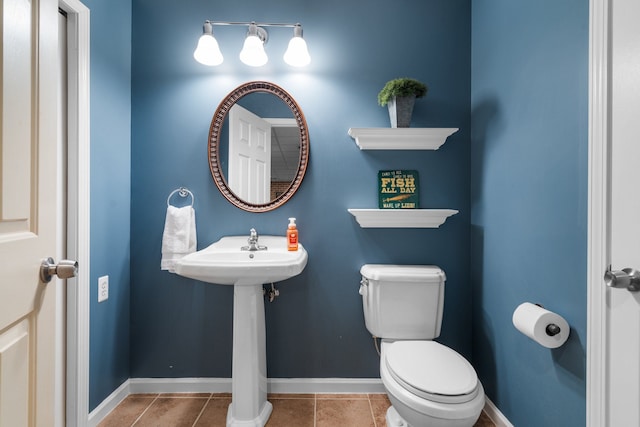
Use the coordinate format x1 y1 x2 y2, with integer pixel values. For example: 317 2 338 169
40 257 78 283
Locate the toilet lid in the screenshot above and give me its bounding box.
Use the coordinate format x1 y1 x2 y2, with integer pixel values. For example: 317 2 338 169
385 341 479 404
360 264 445 283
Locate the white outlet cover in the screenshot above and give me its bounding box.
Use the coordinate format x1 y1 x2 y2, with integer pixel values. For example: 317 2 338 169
98 275 109 302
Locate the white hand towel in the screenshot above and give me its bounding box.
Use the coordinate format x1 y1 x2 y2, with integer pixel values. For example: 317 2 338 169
161 205 197 272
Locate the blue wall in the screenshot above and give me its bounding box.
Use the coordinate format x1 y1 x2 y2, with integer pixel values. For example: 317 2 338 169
470 1 588 426
85 0 591 422
129 0 471 380
84 0 132 410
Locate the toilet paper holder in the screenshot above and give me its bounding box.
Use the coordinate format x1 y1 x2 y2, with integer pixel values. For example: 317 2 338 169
513 302 570 348
535 304 561 337
545 323 561 336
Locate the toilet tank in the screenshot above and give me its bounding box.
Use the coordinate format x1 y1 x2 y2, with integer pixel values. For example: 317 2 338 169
359 264 445 340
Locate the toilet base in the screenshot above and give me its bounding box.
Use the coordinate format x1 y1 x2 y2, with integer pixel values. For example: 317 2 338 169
386 399 481 427
386 406 408 427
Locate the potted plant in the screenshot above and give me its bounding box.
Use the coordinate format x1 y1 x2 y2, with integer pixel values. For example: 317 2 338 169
377 78 428 128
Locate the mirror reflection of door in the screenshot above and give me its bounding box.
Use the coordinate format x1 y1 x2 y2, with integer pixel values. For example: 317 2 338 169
265 118 299 199
228 104 272 204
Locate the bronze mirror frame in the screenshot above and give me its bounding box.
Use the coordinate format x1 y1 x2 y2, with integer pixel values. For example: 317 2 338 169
209 81 310 212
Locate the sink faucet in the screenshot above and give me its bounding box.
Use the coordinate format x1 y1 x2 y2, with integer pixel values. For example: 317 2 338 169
242 228 267 251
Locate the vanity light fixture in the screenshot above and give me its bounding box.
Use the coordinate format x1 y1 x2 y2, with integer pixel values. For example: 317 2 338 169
283 24 310 67
194 21 223 66
239 23 268 67
193 20 311 67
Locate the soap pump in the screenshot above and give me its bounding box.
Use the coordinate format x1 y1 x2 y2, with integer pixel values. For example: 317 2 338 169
287 217 298 251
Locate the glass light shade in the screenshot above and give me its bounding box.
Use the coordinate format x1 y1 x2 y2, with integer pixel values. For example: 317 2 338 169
239 35 268 67
283 36 310 67
193 34 223 66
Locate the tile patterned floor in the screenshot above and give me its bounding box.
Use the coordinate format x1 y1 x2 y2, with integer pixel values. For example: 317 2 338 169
98 393 496 427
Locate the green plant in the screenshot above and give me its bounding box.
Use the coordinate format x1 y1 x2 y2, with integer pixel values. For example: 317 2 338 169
377 78 428 106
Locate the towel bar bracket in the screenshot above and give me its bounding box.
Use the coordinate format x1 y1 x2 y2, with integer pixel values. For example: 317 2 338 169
167 187 195 207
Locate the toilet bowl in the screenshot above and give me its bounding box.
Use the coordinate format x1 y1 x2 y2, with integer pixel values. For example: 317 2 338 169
380 340 484 427
359 264 484 427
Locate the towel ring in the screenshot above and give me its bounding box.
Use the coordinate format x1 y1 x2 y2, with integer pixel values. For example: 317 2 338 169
167 187 194 207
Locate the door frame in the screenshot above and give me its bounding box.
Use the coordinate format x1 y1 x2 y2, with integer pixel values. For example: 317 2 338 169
587 0 610 425
57 0 91 425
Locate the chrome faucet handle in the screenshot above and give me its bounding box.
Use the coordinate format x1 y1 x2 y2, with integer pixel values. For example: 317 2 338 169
241 228 267 251
248 228 258 243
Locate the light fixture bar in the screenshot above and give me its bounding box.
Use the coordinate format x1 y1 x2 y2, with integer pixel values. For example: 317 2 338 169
194 20 310 68
205 20 302 29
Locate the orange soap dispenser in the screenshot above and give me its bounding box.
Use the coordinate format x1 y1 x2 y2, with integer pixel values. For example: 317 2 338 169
287 217 298 251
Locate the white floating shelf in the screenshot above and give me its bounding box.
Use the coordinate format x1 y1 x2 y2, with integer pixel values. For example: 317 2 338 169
348 128 459 150
348 209 458 228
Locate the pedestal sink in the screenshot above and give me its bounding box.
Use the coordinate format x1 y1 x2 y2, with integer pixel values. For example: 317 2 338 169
175 235 308 427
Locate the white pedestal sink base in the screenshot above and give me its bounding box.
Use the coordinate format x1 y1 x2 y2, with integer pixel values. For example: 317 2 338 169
227 284 271 427
226 401 272 427
174 236 308 427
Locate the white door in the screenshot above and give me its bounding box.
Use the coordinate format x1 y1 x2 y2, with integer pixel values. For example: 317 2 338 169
605 0 640 424
228 104 271 204
0 0 61 425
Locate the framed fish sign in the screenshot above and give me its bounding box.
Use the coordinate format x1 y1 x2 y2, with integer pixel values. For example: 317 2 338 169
378 170 419 209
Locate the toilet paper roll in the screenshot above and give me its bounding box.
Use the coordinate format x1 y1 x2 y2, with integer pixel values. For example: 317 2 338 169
512 302 570 349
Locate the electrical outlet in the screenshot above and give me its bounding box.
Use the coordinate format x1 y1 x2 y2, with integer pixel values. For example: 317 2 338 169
98 275 109 302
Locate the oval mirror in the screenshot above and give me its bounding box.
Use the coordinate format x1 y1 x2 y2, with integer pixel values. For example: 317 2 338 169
209 81 309 212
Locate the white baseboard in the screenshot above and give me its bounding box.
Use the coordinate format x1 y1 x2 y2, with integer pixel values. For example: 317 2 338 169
127 377 387 394
87 377 386 426
483 397 514 427
88 377 512 427
87 380 130 427
268 377 386 394
128 377 233 394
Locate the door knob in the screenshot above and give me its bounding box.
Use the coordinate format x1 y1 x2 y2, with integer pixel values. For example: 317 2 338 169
604 267 640 292
40 257 78 283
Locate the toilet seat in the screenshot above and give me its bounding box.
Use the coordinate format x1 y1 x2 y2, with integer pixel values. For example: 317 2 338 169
384 341 479 404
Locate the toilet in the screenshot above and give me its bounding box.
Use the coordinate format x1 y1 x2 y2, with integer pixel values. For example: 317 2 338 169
359 264 485 427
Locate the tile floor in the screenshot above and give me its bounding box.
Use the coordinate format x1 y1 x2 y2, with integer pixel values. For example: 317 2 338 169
98 393 496 427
